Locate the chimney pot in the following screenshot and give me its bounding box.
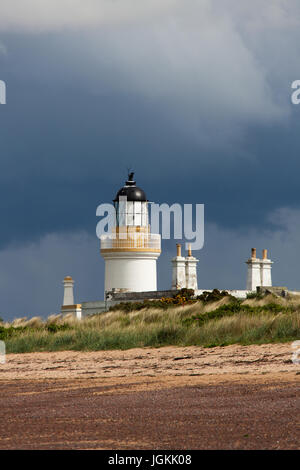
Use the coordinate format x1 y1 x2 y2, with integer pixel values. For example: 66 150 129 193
251 248 256 259
262 249 268 260
176 243 182 257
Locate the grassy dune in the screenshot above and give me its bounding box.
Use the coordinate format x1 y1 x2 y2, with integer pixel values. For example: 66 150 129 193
1 294 300 353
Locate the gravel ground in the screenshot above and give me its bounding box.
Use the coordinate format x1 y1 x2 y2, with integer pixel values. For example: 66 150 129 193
0 344 299 449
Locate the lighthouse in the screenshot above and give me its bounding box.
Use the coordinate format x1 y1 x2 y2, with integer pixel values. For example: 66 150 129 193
100 172 161 294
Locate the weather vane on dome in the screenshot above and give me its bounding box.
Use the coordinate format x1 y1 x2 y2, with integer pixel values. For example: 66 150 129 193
127 169 135 181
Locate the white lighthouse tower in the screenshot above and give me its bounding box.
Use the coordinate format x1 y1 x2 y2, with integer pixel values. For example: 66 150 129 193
100 172 161 294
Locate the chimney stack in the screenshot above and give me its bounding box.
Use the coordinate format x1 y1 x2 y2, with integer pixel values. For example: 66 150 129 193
246 248 273 290
63 276 74 306
260 250 273 287
185 244 199 291
61 276 82 320
246 248 261 290
176 243 182 257
172 244 186 290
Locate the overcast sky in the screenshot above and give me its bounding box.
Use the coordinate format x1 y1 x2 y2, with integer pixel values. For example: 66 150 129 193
1 1 300 320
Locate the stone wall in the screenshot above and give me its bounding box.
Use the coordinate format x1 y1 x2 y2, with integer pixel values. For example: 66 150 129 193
81 288 252 317
108 290 180 301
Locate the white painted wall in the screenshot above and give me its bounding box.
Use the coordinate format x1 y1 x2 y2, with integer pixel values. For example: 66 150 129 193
260 259 272 286
246 259 261 290
171 256 186 290
63 278 74 305
61 305 82 319
185 257 199 290
102 251 159 293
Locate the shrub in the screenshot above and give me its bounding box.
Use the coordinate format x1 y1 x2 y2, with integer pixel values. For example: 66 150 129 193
246 291 263 299
197 289 235 303
46 323 71 333
0 325 27 340
109 288 196 312
183 301 292 327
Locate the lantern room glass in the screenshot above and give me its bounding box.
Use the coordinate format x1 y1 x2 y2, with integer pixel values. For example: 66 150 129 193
114 199 148 227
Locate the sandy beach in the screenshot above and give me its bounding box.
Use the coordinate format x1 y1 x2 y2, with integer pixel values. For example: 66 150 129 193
0 343 299 449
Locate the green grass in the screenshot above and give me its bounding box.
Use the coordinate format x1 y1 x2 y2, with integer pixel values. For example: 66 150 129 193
2 296 300 353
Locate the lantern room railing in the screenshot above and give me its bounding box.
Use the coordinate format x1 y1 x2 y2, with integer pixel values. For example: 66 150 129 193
100 232 161 252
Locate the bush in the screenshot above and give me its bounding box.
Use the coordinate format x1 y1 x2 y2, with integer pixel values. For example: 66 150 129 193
0 325 27 340
246 291 263 299
109 288 196 312
197 289 235 303
46 323 71 333
183 301 292 327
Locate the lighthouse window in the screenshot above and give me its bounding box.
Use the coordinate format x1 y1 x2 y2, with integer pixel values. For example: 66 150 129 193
134 201 141 226
141 203 148 226
115 200 148 227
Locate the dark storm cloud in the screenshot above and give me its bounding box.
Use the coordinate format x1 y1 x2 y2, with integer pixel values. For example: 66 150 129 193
0 29 299 247
1 1 300 317
2 206 300 321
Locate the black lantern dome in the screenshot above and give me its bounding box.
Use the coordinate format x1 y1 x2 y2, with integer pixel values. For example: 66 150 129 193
113 172 147 202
